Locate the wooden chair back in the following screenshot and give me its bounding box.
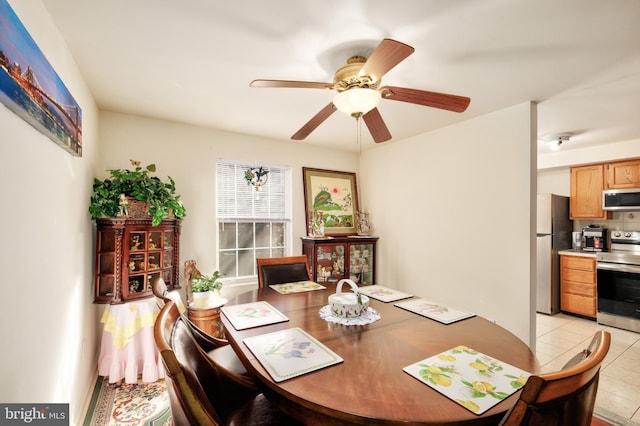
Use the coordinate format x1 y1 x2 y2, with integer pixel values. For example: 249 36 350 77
155 300 258 425
499 330 611 426
151 277 170 308
256 255 312 288
154 300 221 425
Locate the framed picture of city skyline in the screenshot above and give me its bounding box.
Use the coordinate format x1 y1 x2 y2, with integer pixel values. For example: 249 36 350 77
0 0 82 156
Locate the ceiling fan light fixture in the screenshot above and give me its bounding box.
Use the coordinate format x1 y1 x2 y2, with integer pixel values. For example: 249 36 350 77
333 88 381 117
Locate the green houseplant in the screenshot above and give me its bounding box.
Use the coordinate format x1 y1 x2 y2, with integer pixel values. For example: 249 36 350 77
190 271 223 294
190 271 223 309
89 161 186 226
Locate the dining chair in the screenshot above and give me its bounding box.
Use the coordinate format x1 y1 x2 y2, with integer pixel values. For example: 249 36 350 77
256 255 312 288
151 277 256 392
154 300 302 426
499 330 611 426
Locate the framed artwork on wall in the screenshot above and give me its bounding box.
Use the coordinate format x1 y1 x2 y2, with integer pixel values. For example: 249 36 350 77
302 167 359 235
0 0 82 156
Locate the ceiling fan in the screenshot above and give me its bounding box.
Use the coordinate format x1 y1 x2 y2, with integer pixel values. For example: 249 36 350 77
250 38 471 143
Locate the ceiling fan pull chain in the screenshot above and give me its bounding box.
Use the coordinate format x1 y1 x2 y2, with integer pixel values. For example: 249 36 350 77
356 116 362 150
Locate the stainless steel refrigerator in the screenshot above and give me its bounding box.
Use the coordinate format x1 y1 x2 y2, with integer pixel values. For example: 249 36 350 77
536 194 573 314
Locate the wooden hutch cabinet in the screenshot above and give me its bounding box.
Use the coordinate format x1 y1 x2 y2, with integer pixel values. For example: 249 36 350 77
302 236 378 285
94 218 181 304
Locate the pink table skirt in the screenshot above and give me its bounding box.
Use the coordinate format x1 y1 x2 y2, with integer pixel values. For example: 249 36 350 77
98 298 165 384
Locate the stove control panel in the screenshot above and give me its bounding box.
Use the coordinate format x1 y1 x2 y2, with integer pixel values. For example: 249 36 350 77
610 230 640 243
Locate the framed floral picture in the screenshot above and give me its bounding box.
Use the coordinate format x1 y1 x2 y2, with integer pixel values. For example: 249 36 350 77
302 167 359 235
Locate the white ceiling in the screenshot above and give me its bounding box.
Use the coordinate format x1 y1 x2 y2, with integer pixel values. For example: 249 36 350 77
42 0 640 154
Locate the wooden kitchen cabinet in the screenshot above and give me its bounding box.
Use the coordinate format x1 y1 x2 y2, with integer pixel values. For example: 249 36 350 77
560 254 597 318
302 236 378 285
570 164 609 220
94 218 181 304
606 158 640 189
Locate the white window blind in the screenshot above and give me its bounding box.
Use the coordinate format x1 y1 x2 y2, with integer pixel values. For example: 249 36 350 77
216 160 290 221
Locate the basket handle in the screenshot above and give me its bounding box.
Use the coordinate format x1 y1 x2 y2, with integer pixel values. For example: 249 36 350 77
336 279 360 296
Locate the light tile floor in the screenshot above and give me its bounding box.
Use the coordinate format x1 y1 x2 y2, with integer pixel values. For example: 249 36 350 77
536 312 640 425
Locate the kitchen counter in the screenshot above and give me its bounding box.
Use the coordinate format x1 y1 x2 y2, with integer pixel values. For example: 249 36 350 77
559 249 597 257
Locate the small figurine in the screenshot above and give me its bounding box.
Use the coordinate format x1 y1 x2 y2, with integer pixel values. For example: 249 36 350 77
184 259 203 306
117 193 129 217
130 235 140 250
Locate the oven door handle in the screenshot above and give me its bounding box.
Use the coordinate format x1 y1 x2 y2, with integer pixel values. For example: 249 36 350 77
597 262 640 274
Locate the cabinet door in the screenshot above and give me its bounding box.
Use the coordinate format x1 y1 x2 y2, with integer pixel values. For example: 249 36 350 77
315 244 346 283
606 159 640 189
349 243 374 285
570 164 607 219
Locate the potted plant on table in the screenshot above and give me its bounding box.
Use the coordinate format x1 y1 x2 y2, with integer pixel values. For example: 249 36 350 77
190 271 224 309
89 160 186 226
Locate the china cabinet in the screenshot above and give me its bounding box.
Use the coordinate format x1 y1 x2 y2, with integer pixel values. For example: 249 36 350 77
301 236 378 285
560 254 597 318
94 218 181 304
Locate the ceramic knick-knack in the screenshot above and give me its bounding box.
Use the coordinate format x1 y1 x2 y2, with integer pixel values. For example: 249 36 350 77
308 210 325 237
356 211 371 236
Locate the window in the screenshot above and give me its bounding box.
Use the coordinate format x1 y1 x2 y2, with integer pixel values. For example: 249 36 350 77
216 159 291 280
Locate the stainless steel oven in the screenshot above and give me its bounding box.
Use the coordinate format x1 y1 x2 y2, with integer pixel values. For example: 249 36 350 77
596 231 640 332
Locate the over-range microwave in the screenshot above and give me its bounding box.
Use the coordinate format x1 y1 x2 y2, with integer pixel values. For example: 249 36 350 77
603 189 640 211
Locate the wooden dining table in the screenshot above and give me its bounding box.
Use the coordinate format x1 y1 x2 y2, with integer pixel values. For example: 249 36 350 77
220 285 539 426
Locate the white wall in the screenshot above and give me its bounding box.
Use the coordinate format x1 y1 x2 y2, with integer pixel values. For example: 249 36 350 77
0 1 99 423
361 102 537 346
97 111 359 282
537 168 570 196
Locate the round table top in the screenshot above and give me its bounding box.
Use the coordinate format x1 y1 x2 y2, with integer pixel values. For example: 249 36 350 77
220 285 539 426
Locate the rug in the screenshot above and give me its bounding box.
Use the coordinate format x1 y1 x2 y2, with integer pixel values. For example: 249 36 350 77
83 377 172 426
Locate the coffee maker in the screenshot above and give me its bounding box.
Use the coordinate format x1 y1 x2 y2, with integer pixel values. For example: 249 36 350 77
582 225 607 251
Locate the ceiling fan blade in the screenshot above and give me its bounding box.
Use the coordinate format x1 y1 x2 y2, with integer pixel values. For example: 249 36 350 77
250 79 334 90
358 39 415 83
363 108 392 143
380 86 470 113
291 103 337 140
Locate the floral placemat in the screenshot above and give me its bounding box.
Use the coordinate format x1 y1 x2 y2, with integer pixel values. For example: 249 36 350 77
318 305 381 325
357 285 413 302
244 327 343 382
221 301 288 330
269 280 327 294
395 298 475 324
403 346 530 415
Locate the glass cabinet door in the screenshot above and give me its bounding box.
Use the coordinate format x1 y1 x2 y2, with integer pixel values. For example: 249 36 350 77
349 243 374 285
315 244 346 283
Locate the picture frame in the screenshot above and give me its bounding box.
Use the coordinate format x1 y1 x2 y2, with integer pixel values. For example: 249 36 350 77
302 167 359 235
0 0 82 156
